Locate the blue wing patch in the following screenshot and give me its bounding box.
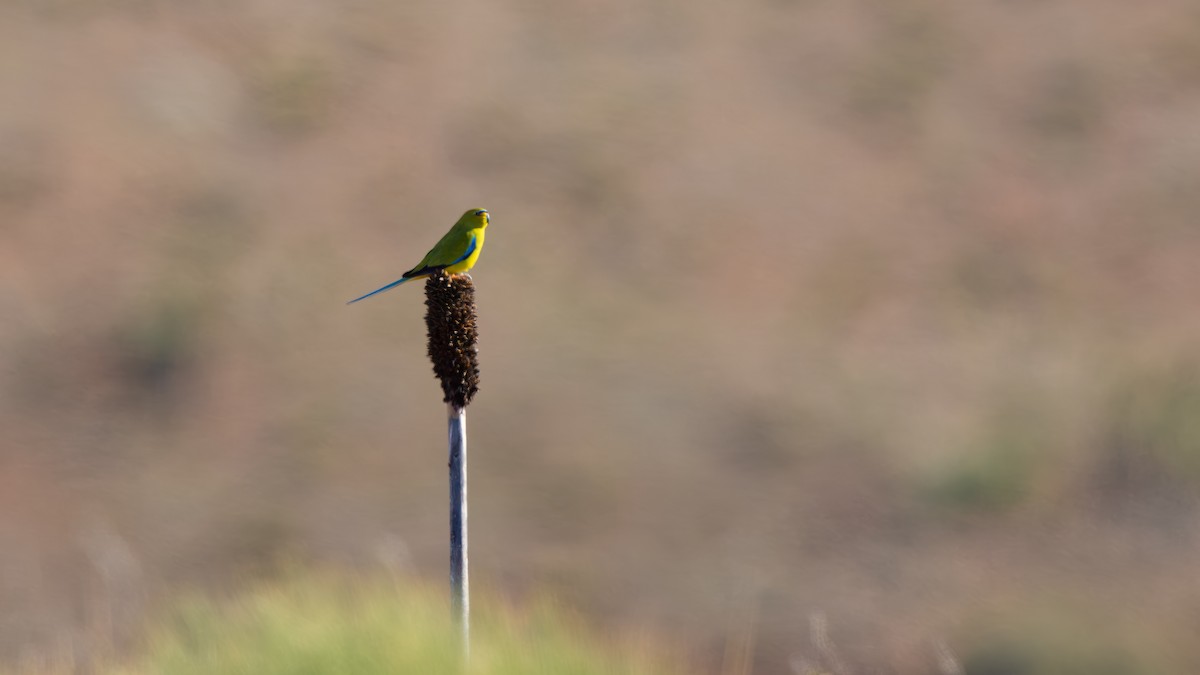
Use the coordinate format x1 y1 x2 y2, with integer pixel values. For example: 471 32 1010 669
447 234 477 267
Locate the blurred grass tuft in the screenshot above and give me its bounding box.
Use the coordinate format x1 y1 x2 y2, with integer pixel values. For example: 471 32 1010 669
919 406 1047 515
958 609 1162 675
86 571 685 675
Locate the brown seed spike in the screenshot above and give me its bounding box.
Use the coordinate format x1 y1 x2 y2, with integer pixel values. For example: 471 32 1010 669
424 271 480 409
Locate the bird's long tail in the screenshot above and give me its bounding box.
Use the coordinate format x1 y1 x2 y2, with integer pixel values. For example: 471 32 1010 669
346 275 419 304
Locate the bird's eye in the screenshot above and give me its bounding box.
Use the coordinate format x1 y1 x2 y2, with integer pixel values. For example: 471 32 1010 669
473 209 487 217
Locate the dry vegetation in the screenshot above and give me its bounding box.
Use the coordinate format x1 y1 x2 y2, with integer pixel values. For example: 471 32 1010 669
4 0 1200 672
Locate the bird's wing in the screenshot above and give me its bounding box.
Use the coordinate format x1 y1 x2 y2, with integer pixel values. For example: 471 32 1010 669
403 233 477 278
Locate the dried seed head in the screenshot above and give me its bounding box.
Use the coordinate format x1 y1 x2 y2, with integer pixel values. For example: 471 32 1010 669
424 271 480 410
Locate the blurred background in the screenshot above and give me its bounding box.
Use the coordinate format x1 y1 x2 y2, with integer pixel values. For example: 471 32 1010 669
3 0 1200 672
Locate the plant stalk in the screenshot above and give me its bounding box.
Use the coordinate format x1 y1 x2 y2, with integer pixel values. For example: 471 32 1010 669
448 402 469 656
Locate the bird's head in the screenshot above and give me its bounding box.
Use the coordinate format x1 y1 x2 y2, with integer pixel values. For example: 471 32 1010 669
461 208 489 229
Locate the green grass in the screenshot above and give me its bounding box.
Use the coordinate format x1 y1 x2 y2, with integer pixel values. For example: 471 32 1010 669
94 572 682 675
